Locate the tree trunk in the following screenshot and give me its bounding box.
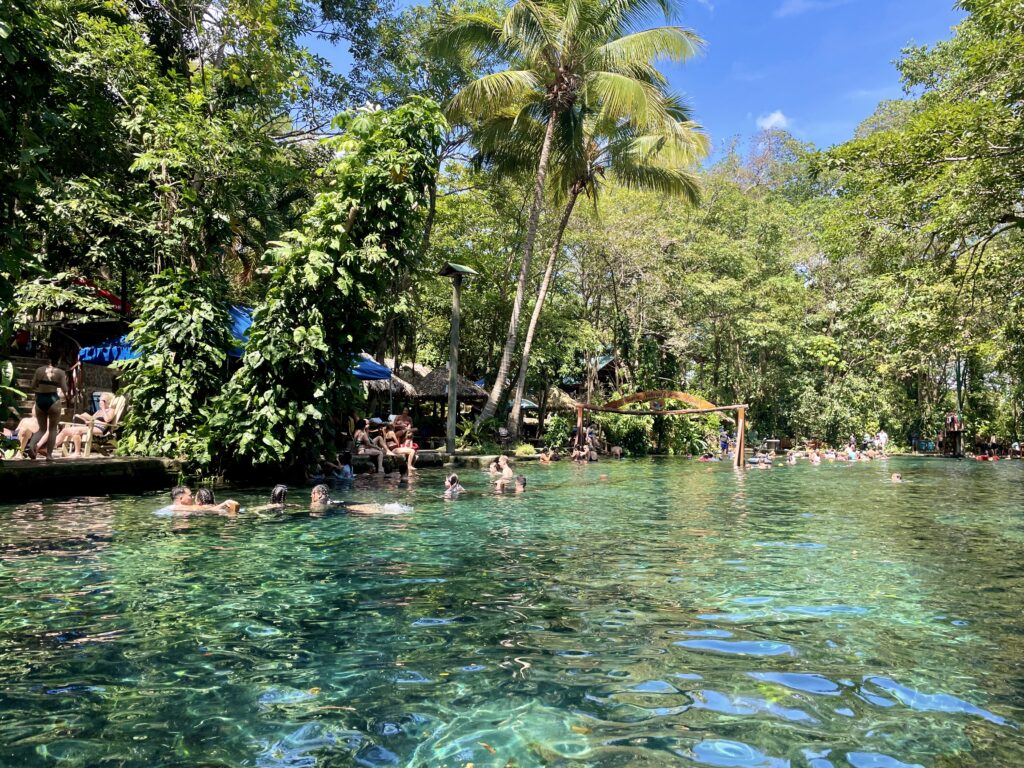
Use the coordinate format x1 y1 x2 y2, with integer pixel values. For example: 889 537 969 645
507 184 581 437
476 108 560 425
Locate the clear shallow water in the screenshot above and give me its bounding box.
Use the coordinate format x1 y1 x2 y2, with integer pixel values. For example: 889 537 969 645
2 458 1024 767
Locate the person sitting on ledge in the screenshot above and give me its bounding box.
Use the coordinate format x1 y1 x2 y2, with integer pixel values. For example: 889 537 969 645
384 423 416 473
354 419 388 473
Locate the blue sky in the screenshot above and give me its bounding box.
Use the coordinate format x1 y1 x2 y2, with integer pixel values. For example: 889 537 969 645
309 0 965 153
666 0 965 152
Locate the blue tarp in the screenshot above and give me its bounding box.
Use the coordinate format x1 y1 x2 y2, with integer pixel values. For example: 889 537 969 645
78 335 140 364
228 305 252 355
78 304 392 381
352 357 391 381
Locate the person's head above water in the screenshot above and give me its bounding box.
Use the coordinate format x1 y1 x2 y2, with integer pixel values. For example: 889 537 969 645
195 488 215 505
311 484 331 505
171 486 193 505
271 484 288 504
445 473 460 489
891 473 903 483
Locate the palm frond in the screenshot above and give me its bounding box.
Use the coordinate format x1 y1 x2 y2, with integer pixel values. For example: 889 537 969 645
430 13 507 60
504 0 562 61
448 70 543 121
611 163 701 205
591 26 702 69
585 71 672 129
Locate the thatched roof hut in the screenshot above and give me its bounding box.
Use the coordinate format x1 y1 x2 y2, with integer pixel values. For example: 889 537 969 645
363 374 417 398
413 367 488 400
385 358 432 379
359 353 418 398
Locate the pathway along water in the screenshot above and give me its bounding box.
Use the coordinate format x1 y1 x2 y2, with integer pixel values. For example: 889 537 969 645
0 457 1022 766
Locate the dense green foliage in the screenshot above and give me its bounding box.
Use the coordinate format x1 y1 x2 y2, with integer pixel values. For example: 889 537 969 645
206 100 445 474
5 0 1023 466
116 270 233 459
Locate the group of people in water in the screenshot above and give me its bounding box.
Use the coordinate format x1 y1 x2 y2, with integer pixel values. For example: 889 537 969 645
158 450 543 517
161 482 413 517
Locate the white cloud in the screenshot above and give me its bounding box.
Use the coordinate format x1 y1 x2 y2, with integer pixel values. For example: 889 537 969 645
756 110 790 130
774 0 851 18
694 0 715 10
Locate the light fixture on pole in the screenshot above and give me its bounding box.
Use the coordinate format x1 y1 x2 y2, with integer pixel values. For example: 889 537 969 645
438 262 478 455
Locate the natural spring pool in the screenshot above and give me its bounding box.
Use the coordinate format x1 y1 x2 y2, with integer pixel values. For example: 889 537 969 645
1 457 1023 767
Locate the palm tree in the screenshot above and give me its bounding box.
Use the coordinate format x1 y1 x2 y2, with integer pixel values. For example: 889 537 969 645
433 0 702 424
491 104 709 436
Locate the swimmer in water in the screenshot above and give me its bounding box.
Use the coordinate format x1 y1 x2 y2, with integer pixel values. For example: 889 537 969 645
311 484 412 515
495 474 527 493
194 487 240 515
891 472 903 483
444 473 465 496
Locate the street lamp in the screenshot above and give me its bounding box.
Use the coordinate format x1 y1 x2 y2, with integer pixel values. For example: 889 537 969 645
439 262 478 455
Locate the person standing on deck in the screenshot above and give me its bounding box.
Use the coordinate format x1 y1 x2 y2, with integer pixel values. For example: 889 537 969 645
26 352 67 461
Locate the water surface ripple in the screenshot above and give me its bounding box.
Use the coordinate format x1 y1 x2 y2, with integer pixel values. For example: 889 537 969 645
1 457 1023 766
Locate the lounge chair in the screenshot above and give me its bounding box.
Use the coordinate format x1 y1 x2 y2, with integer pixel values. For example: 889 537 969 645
60 395 128 457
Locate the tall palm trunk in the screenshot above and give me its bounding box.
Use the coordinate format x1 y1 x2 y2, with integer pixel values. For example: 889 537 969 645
507 183 582 437
476 108 559 424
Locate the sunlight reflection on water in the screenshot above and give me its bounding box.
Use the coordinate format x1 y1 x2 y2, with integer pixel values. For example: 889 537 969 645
1 457 1023 766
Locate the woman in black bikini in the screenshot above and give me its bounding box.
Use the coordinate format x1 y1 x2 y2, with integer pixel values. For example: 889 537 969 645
27 352 67 461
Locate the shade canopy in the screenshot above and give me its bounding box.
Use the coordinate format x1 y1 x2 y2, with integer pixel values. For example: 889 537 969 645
412 367 488 400
79 311 393 383
79 305 254 364
352 354 392 381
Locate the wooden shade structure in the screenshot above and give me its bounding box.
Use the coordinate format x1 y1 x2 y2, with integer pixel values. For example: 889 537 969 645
575 390 749 468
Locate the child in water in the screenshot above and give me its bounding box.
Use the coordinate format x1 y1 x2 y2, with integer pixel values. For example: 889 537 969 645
444 473 465 496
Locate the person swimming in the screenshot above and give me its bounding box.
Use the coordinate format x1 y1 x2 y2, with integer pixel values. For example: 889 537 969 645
496 474 527 493
311 483 412 515
194 487 240 514
444 473 465 496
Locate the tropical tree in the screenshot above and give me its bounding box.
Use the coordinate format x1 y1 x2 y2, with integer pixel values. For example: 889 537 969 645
434 0 702 424
496 105 709 435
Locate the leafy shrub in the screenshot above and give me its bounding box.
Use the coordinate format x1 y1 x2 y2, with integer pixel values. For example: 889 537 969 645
457 416 501 451
514 442 536 456
542 414 573 447
205 99 445 475
594 411 653 456
117 269 233 460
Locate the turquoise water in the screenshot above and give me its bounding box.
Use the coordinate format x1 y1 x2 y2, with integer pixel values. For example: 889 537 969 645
2 458 1023 767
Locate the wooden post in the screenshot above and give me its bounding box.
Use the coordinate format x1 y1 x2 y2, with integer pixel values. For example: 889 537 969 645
734 406 746 468
445 274 462 455
576 403 584 448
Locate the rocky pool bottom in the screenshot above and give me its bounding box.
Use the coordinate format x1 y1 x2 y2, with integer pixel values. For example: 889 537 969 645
1 457 1022 766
